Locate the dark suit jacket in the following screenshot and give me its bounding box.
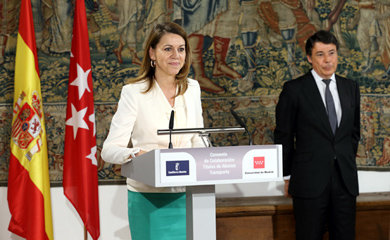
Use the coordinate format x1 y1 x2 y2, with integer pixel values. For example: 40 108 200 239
274 71 360 198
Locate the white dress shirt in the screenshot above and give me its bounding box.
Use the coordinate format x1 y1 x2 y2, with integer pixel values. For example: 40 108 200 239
311 69 342 126
101 78 205 192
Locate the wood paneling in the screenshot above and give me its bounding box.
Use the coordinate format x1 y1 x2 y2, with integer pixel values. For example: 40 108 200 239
216 192 390 240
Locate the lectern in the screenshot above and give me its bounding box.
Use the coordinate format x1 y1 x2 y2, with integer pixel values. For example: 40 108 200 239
121 144 283 240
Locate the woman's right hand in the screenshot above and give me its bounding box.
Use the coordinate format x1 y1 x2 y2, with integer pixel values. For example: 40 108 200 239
135 150 147 157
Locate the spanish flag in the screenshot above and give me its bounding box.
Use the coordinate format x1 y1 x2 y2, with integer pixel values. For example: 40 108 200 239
7 0 54 239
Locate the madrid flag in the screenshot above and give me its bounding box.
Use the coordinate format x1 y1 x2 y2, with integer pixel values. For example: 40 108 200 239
7 0 54 239
63 0 100 239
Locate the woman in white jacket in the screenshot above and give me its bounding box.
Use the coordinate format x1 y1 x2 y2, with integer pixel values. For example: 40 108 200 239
101 22 205 240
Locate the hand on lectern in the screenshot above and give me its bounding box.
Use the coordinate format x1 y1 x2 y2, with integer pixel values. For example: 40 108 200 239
135 150 147 157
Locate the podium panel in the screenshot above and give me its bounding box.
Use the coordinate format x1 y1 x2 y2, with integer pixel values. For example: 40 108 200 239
121 145 283 187
121 145 282 240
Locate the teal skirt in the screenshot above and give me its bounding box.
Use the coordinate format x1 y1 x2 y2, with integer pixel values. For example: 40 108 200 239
127 190 186 240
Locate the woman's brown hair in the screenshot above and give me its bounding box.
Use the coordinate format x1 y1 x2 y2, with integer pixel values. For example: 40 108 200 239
128 22 192 96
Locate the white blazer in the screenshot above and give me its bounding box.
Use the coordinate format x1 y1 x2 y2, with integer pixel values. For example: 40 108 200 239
101 78 205 192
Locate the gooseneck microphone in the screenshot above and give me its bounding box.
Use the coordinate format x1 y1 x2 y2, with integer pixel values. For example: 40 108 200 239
168 110 174 149
230 109 252 145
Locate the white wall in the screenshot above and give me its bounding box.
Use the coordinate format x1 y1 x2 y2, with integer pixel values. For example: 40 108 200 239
1 170 389 240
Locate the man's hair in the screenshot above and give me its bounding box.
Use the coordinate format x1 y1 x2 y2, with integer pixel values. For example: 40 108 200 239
305 30 339 56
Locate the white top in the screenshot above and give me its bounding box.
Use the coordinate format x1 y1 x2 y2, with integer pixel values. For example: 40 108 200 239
311 69 342 126
101 78 205 192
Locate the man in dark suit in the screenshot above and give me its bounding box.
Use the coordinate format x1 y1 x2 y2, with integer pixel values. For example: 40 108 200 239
274 30 361 240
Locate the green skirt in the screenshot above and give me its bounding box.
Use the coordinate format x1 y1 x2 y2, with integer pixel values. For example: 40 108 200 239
127 190 186 240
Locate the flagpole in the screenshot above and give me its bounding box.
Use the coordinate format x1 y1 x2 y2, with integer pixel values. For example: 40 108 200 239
84 226 88 240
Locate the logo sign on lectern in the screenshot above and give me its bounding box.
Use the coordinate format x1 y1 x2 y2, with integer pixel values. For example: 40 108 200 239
159 145 281 185
166 160 190 176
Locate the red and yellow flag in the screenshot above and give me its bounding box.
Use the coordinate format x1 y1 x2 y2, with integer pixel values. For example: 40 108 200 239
7 0 53 239
63 0 100 239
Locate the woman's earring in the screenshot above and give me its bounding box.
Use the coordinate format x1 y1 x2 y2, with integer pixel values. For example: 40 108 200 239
151 60 155 68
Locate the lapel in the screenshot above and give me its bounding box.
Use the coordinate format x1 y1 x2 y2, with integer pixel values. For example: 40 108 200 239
183 84 194 128
335 75 349 134
301 72 335 138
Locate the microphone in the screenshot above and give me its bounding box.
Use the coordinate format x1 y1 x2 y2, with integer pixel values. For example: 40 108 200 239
230 109 252 145
168 110 174 149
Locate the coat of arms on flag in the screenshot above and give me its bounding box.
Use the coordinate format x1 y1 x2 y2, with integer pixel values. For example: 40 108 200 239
11 91 43 160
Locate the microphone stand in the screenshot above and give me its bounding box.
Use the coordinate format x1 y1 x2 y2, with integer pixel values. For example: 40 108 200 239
168 110 174 149
230 109 252 145
157 127 245 147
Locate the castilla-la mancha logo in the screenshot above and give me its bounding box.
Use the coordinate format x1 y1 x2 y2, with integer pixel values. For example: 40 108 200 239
11 91 43 161
253 156 265 169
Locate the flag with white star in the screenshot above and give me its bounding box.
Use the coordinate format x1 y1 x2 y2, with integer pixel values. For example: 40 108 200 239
63 0 100 239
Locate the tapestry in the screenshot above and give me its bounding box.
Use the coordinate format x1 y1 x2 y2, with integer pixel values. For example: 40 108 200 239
0 0 389 185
